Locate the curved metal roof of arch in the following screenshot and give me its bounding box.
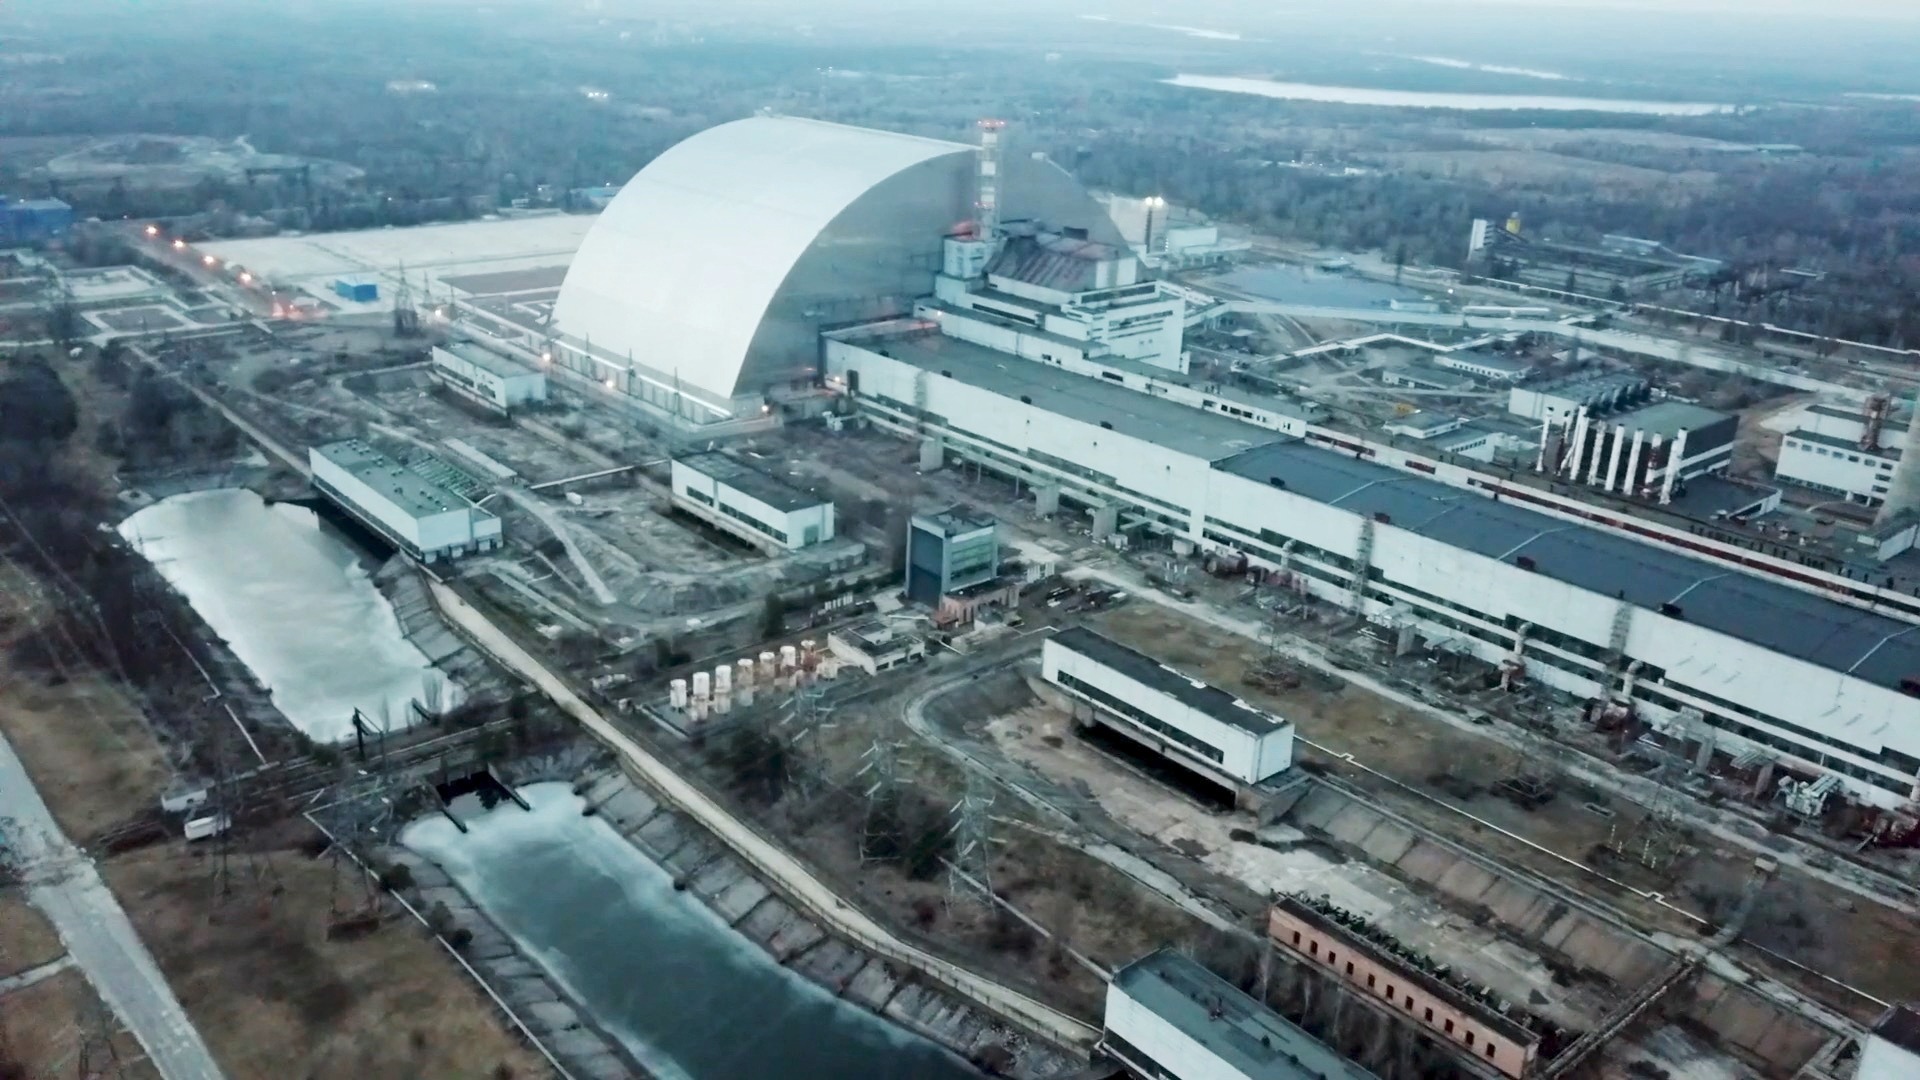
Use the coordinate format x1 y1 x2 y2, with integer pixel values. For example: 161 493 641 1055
552 116 974 406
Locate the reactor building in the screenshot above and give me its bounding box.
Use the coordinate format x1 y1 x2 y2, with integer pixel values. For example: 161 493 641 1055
547 115 1130 427
531 113 1920 816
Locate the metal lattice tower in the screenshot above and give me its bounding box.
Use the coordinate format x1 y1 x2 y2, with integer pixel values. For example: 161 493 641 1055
777 683 835 799
946 769 996 906
856 736 905 866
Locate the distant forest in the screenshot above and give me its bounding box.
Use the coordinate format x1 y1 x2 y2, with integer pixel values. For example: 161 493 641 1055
6 4 1920 346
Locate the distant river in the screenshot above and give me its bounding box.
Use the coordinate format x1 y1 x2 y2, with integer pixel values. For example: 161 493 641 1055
1165 74 1733 115
119 488 449 743
402 784 981 1080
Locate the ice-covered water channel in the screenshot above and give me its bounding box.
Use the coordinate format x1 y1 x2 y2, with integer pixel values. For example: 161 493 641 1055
120 488 450 743
403 784 981 1080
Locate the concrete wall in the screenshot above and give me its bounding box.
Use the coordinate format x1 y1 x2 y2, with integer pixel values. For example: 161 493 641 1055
1280 782 1834 1074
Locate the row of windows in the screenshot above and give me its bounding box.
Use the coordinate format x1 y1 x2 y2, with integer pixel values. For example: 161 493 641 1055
1290 929 1504 1066
1055 671 1226 764
853 395 1914 799
683 486 790 544
1785 438 1890 469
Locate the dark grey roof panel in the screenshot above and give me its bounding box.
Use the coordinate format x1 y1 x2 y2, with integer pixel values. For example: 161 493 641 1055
1215 440 1920 692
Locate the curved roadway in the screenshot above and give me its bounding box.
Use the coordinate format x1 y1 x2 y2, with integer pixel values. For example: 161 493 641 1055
426 580 1100 1050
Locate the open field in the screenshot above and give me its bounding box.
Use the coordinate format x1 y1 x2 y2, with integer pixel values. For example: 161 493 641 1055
0 889 62 977
105 834 544 1080
0 969 161 1080
1083 601 1918 1015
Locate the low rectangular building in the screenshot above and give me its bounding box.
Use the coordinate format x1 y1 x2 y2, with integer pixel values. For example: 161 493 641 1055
1103 948 1376 1080
1434 350 1531 383
1777 429 1898 505
1267 894 1543 1080
1042 626 1294 788
310 440 502 563
670 452 835 553
827 622 927 675
431 342 548 414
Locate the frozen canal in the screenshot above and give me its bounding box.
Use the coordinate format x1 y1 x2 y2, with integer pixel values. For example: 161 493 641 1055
120 488 449 742
402 783 981 1080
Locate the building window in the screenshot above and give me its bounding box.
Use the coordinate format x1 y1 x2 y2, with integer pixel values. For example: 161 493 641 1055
1404 996 1413 1010
1466 1034 1476 1049
1309 942 1318 957
1292 931 1301 945
1367 974 1376 989
1486 1045 1497 1060
1424 1008 1433 1023
1328 951 1337 966
1445 1019 1455 1035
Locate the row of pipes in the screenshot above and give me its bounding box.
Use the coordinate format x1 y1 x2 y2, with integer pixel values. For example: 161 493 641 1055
667 639 841 722
1536 406 1688 505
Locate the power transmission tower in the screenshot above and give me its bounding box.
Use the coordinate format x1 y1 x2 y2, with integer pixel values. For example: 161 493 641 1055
856 734 906 866
392 263 420 337
946 769 995 907
776 684 834 800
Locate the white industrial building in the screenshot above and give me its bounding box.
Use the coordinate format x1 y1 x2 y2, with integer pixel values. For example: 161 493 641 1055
1775 404 1908 506
528 114 1920 814
1102 194 1253 269
1102 949 1377 1080
1043 627 1295 789
1777 431 1897 504
669 452 835 553
309 441 502 562
825 324 1920 809
1434 349 1532 383
431 342 548 414
546 116 1131 426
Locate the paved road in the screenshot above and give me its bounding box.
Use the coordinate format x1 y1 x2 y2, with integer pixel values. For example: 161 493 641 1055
0 733 225 1080
427 580 1100 1049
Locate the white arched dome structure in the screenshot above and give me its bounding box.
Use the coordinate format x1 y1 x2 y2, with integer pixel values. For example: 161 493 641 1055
551 116 1125 423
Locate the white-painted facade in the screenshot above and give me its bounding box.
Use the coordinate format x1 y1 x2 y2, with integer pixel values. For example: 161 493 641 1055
1434 351 1531 383
431 343 548 413
669 457 835 552
1042 633 1294 786
309 443 502 562
1776 432 1897 504
827 339 1920 810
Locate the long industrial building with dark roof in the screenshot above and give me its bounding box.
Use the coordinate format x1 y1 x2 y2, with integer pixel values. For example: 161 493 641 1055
470 113 1920 813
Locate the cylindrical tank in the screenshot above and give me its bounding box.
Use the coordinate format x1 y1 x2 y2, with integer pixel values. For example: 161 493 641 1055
779 644 798 670
691 671 711 701
736 658 756 687
758 651 777 680
800 639 818 667
669 678 688 709
819 658 840 680
714 664 732 694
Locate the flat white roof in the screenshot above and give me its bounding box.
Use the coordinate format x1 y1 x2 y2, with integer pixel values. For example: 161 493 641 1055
200 214 596 307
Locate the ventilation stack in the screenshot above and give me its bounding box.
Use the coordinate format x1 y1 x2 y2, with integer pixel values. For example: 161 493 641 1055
1876 400 1920 524
975 119 1005 240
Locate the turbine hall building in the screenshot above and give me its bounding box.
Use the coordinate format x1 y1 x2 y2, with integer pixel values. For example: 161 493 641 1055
536 114 1920 817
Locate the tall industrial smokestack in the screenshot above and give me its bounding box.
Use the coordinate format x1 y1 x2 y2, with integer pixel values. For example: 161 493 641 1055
1877 398 1920 524
975 119 1005 240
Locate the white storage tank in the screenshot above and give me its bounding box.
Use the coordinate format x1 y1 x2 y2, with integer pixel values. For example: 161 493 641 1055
736 657 756 687
692 671 711 702
779 644 798 670
669 678 688 708
714 664 733 693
